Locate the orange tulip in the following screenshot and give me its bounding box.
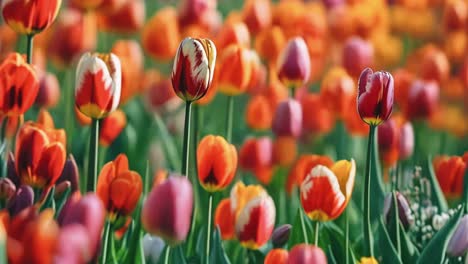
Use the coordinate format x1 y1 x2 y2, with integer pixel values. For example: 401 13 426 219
98 0 145 35
0 24 17 60
392 69 414 112
300 159 356 221
254 26 286 64
48 9 97 69
214 198 235 240
300 93 334 135
75 52 121 119
320 67 356 120
111 40 144 105
70 0 103 11
442 0 467 32
433 155 466 199
242 0 271 34
97 154 142 222
264 248 289 264
245 95 273 131
0 53 39 116
328 5 355 41
286 155 334 194
246 55 267 95
141 7 180 61
343 93 369 136
215 22 250 53
217 45 253 96
273 136 297 167
197 135 237 192
14 123 66 189
2 0 61 35
420 47 450 84
231 182 276 249
171 37 217 102
99 109 126 147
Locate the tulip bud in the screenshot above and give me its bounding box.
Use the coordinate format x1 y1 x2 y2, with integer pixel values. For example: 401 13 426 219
7 185 34 216
265 248 289 264
99 109 127 147
75 52 122 119
0 178 15 202
216 22 251 52
217 45 253 96
272 99 303 138
383 192 415 230
405 80 439 120
214 198 235 240
271 224 292 248
357 68 394 126
254 26 286 63
342 37 374 78
2 0 62 35
276 37 311 88
447 215 468 257
171 37 217 102
35 72 60 108
273 136 297 167
54 224 91 264
57 155 80 193
142 234 166 264
420 47 450 84
399 121 414 160
242 0 271 34
288 244 327 264
320 67 355 119
245 95 273 131
142 175 194 245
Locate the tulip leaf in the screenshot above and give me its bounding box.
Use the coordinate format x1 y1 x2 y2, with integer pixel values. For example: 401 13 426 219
377 217 403 264
370 130 386 223
322 222 357 264
399 222 420 264
462 167 468 212
154 113 181 171
209 227 231 264
54 185 71 218
387 192 401 258
40 187 55 212
172 245 187 264
424 156 448 212
417 207 464 264
288 208 313 248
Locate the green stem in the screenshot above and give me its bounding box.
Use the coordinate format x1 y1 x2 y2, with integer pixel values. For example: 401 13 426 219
392 191 401 258
0 117 8 178
363 125 376 257
26 34 34 64
181 101 192 177
87 119 99 192
64 69 74 149
314 221 320 246
101 220 111 264
225 96 234 143
205 194 213 264
345 208 349 264
164 247 171 264
299 208 309 244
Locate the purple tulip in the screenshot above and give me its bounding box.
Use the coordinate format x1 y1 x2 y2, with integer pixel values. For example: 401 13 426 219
288 244 327 264
271 224 292 248
56 154 80 193
142 175 193 245
7 185 34 216
383 192 414 230
342 37 374 77
272 99 303 138
447 215 468 257
0 178 16 201
54 224 91 264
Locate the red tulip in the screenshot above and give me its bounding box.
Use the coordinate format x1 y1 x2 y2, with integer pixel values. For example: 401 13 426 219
405 79 439 120
99 109 127 147
342 37 374 78
98 0 145 34
2 0 61 35
357 68 394 126
75 52 122 119
171 37 217 101
0 53 39 116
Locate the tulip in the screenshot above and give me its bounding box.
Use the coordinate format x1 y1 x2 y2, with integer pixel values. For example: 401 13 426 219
142 234 166 264
142 175 193 245
245 95 273 130
377 118 399 168
265 248 289 264
35 72 60 108
359 257 379 264
0 24 17 59
99 109 127 147
272 99 303 138
357 68 394 126
433 155 466 199
342 37 374 78
214 198 235 240
98 0 145 35
70 0 103 11
271 224 292 248
110 40 144 105
177 0 217 27
215 22 251 52
399 121 414 160
14 123 66 189
420 47 450 84
54 224 91 264
239 137 273 171
276 37 311 89
447 215 468 257
75 52 122 119
0 53 39 116
197 135 237 192
144 73 180 114
231 182 276 249
217 44 252 96
59 193 106 261
0 178 15 202
301 160 356 221
287 244 327 264
56 155 80 193
48 9 97 69
320 67 355 119
7 185 34 216
287 155 334 194
246 55 267 95
405 80 439 120
171 37 217 102
383 192 415 230
141 7 180 61
254 26 286 63
242 0 271 34
273 136 297 167
97 0 127 13
300 93 334 135
442 0 467 31
1 0 61 35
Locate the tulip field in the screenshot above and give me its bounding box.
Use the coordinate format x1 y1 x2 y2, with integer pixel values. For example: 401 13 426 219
1 0 468 263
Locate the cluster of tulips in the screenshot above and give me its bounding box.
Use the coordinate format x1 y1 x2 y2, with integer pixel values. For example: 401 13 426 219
0 0 468 263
